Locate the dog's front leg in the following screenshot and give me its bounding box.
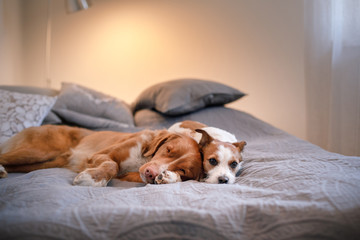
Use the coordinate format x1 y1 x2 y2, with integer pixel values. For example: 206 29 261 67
73 154 119 187
117 172 143 183
154 171 181 184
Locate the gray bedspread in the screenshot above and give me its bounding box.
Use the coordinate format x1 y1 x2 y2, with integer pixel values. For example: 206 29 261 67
1 107 360 240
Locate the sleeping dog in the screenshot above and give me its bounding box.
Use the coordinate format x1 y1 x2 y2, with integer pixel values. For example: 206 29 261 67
169 121 246 184
0 125 203 186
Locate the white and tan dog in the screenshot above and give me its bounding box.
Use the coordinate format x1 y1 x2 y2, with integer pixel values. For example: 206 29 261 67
169 121 246 184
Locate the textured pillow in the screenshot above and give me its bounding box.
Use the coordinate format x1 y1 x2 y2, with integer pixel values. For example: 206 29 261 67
131 79 246 116
0 89 57 144
52 83 134 129
0 85 62 125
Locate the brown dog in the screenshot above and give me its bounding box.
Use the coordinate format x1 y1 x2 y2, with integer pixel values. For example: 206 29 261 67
0 125 203 186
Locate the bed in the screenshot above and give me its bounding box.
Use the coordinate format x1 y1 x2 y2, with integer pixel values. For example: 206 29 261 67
1 79 359 240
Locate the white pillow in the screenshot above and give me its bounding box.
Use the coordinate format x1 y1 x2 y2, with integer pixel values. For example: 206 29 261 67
0 89 57 144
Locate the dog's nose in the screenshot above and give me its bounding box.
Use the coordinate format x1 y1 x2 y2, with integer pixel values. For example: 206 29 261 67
218 176 229 184
145 168 158 180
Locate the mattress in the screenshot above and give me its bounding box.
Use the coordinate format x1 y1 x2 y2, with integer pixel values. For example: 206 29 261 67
1 106 359 240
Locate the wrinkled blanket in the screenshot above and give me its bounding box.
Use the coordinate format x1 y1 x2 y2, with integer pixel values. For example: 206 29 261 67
1 107 360 240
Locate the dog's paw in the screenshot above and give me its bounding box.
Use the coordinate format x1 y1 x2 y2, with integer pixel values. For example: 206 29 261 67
155 171 181 184
0 165 8 178
73 171 108 187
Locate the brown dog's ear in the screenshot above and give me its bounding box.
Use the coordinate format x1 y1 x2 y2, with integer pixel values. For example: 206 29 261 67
143 131 170 157
233 141 247 152
195 129 214 148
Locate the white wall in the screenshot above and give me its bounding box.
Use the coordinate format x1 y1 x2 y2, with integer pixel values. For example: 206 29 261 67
0 0 306 140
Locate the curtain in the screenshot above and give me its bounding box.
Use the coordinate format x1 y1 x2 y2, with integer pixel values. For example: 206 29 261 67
304 0 360 156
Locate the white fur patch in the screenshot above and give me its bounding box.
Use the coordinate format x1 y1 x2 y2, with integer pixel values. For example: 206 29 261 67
0 165 8 178
155 170 181 184
168 123 195 138
118 143 148 176
168 123 237 143
141 132 153 142
73 171 107 187
68 144 97 171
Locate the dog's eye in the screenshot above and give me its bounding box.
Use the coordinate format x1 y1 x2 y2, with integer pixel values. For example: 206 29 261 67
208 158 218 166
179 169 186 174
230 161 238 169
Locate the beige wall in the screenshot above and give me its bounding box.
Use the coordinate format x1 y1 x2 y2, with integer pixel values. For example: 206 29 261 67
22 0 48 87
0 0 23 85
0 0 306 140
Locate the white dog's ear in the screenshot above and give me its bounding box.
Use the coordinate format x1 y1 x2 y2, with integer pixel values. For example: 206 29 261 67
195 129 214 148
233 141 247 152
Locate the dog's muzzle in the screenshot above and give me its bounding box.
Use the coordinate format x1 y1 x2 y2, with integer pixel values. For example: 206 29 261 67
218 176 229 184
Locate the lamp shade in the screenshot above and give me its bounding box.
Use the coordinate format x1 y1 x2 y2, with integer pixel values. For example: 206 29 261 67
66 0 91 13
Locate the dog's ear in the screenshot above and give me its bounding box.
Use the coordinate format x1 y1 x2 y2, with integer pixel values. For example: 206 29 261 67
233 141 247 153
143 131 170 157
235 168 243 177
195 129 214 148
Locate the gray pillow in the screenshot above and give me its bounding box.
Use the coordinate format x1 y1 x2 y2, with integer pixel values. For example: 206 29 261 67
0 89 57 144
0 85 59 97
131 79 246 116
52 83 134 128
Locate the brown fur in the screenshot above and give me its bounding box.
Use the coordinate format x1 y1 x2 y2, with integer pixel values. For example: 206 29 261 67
0 125 203 186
